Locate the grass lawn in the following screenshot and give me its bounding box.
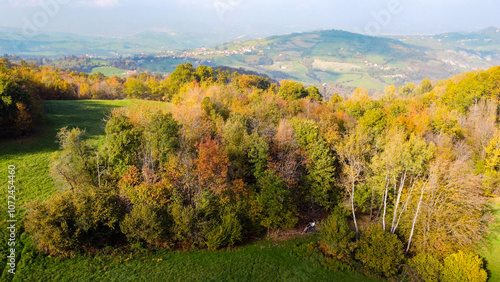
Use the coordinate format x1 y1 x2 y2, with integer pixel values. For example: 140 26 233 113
480 197 500 282
0 100 170 207
0 100 125 208
13 237 379 282
91 67 129 77
343 75 385 90
0 100 131 280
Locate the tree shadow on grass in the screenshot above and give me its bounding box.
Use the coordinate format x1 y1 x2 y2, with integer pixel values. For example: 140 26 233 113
479 199 500 281
0 100 121 157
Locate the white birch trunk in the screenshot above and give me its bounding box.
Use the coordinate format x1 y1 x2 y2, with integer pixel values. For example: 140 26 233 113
382 174 389 231
391 171 407 233
406 179 428 254
351 180 359 240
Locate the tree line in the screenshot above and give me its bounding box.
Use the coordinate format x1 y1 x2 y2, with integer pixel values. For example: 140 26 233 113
0 58 283 138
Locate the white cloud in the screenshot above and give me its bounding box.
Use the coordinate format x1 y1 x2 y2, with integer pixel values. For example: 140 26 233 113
2 0 120 8
5 0 45 7
84 0 119 8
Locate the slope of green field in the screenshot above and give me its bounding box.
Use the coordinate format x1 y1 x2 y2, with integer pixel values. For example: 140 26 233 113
13 237 379 282
0 100 169 207
480 198 500 282
91 67 128 77
0 100 126 208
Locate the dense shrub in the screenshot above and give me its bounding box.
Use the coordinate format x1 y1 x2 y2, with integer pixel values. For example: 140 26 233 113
105 114 143 169
170 203 197 245
408 252 443 282
25 185 125 256
145 111 181 164
50 127 94 189
120 204 166 246
237 74 271 91
441 251 488 282
25 192 79 256
0 70 42 138
205 210 243 250
278 79 308 100
256 171 298 231
318 207 354 259
355 225 404 277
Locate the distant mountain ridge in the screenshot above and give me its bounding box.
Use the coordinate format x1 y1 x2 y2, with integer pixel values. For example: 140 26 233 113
392 27 500 61
0 27 246 57
157 28 500 94
2 27 500 96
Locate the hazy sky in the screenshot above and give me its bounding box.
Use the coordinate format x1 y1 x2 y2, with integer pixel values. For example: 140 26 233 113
0 0 499 37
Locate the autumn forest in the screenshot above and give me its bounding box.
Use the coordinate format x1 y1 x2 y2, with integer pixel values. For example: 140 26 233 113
1 57 500 281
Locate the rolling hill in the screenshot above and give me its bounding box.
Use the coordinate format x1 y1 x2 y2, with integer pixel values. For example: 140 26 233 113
3 27 500 96
0 28 240 57
149 28 500 96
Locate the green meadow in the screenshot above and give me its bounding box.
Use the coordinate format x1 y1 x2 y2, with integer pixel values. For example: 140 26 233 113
90 67 129 77
480 197 500 282
11 237 379 282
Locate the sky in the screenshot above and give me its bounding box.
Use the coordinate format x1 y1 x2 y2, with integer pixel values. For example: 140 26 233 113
0 0 499 37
